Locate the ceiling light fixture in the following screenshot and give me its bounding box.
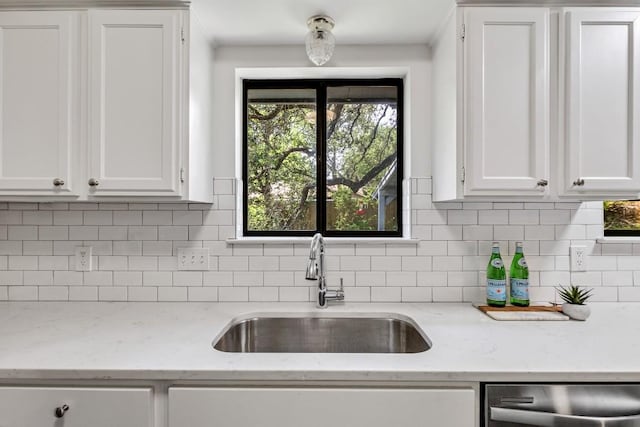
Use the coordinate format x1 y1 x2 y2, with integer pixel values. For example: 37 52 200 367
305 15 335 66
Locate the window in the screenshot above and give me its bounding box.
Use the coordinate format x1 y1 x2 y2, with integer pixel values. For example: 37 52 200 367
604 200 640 236
243 79 403 237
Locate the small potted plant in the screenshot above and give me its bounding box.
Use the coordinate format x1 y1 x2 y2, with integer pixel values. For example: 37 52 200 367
556 285 593 321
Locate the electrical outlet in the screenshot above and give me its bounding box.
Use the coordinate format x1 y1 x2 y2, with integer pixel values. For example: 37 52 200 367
177 248 210 271
75 246 92 271
570 245 587 272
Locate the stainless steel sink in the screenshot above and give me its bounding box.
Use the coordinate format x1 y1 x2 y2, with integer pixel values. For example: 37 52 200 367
213 313 431 353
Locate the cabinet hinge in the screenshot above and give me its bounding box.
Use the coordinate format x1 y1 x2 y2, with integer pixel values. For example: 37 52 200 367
461 167 466 183
180 168 185 183
181 28 185 45
461 24 465 41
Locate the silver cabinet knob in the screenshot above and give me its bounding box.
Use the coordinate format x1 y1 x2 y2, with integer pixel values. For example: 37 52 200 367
573 178 585 186
53 178 65 187
536 179 548 187
88 178 99 187
54 404 69 418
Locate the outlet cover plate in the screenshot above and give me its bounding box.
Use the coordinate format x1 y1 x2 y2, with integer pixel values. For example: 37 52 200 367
75 246 92 271
178 248 210 271
570 245 587 272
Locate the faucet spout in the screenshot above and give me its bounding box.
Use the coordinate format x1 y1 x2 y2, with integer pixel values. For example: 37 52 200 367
305 233 344 308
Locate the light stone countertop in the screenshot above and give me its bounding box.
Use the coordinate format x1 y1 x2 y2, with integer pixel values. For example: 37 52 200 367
0 302 637 382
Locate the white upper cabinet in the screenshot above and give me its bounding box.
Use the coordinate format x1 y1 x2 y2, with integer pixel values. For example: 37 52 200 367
0 5 213 203
432 7 550 201
87 10 181 197
0 11 79 197
562 8 640 197
465 8 550 196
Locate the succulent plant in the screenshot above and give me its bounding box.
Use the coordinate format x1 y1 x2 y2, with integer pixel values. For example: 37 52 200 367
556 285 593 305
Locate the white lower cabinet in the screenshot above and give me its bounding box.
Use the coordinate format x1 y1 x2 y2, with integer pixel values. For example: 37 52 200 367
168 387 476 427
0 387 153 427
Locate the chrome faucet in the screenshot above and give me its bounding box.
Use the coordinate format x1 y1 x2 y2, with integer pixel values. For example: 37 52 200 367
305 233 344 308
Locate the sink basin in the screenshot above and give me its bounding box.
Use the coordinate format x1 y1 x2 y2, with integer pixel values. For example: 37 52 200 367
213 313 431 353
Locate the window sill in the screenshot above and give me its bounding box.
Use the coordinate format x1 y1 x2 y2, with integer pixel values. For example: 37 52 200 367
597 237 640 244
226 237 420 245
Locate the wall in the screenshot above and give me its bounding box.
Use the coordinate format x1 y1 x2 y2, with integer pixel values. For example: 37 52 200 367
0 45 638 303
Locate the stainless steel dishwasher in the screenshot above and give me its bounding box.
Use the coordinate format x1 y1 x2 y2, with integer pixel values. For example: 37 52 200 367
484 383 640 426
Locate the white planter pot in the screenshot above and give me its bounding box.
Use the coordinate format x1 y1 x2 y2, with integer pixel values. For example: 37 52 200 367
562 303 591 321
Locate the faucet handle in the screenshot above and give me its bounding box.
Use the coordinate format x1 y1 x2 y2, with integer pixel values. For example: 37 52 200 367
339 277 344 292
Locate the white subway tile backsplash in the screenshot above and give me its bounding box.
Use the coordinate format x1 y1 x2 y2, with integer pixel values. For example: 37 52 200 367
143 271 172 286
219 287 248 302
9 226 38 240
53 271 82 286
158 287 187 301
38 286 68 300
113 211 142 225
0 271 23 285
114 271 142 286
401 287 431 302
8 286 38 301
371 287 401 302
84 211 113 225
479 210 508 224
24 271 53 286
188 287 218 302
433 287 463 302
22 211 52 225
128 286 158 301
69 286 98 301
0 180 635 303
447 210 477 225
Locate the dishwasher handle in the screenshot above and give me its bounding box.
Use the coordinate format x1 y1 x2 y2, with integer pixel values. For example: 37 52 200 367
491 406 640 426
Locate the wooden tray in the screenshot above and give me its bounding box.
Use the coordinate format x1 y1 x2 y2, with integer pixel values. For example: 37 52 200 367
476 304 562 313
474 304 569 321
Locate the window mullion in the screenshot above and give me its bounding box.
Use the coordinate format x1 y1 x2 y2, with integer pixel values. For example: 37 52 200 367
317 84 327 234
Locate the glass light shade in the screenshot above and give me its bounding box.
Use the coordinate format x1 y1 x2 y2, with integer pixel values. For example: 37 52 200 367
305 29 335 66
305 15 335 66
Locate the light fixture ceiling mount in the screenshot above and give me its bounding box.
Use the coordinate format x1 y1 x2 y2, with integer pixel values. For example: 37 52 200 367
305 15 335 66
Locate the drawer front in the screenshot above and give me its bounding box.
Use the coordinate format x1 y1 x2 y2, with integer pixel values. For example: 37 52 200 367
0 387 153 427
169 387 476 427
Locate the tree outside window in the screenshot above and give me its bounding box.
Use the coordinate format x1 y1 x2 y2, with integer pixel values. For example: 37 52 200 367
604 200 640 236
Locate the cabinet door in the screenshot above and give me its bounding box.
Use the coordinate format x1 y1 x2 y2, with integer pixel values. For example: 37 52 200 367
0 12 78 196
564 9 640 195
169 387 476 427
88 10 182 196
464 8 549 196
0 387 153 427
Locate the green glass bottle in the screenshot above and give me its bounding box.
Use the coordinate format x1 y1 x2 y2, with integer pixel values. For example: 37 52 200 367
509 241 530 307
486 242 506 307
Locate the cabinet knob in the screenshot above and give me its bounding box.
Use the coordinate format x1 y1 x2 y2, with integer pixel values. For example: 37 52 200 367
573 178 585 187
88 178 100 187
53 178 65 187
54 404 69 418
536 179 548 187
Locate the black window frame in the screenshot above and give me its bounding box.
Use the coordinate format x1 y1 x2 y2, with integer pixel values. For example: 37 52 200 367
242 78 404 238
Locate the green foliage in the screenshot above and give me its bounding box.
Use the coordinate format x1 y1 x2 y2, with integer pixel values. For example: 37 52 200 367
246 97 398 233
556 285 593 305
604 200 640 231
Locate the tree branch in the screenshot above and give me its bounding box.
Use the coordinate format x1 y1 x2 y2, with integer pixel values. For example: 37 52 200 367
274 147 315 170
328 152 397 193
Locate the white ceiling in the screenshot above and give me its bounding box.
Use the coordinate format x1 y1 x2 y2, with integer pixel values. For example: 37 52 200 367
191 0 454 46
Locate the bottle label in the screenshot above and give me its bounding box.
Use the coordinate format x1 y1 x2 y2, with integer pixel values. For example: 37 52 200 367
511 278 529 299
518 258 528 268
491 259 504 268
487 279 507 301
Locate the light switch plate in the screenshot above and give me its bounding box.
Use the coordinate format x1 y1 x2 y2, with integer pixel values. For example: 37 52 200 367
178 248 210 271
75 246 92 271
